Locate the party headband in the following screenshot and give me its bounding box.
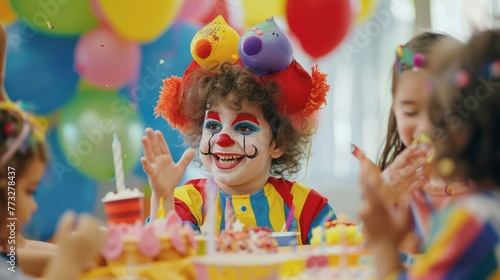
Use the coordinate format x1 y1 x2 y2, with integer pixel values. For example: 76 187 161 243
0 101 46 165
395 45 426 74
155 16 329 134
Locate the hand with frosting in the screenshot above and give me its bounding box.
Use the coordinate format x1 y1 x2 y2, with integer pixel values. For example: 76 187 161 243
381 143 433 198
140 128 195 218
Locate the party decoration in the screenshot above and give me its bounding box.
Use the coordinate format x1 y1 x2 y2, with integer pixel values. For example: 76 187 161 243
190 15 239 70
239 17 293 76
5 22 79 115
89 0 107 24
0 0 16 25
126 21 200 179
176 0 215 22
286 0 352 58
395 45 426 74
9 0 98 36
198 0 228 25
0 22 7 102
357 0 379 23
97 0 183 42
75 26 141 89
242 0 286 28
57 88 144 181
24 129 97 241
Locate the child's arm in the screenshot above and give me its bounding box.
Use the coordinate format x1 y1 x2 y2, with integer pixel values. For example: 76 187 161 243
140 128 195 220
18 235 57 252
17 248 55 277
358 159 407 278
43 212 106 280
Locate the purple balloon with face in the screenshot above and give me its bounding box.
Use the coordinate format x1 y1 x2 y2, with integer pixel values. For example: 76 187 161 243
238 17 294 76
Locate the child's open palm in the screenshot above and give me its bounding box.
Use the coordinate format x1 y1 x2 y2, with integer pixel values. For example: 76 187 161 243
140 128 195 198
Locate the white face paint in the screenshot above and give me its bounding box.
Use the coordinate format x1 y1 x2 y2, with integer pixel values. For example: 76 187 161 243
199 99 283 195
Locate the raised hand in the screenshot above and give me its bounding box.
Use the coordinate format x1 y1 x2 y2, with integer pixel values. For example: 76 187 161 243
141 128 195 198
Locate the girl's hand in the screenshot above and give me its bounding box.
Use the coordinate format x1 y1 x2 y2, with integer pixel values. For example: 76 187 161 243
140 128 195 199
358 160 410 246
358 160 407 278
381 144 432 197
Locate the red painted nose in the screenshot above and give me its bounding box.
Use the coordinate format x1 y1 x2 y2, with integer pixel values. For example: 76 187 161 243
215 133 235 147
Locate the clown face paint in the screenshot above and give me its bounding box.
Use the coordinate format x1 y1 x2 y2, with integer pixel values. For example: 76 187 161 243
200 100 283 195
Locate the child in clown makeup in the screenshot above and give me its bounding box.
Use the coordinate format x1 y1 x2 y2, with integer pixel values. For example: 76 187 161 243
355 33 471 252
142 62 334 245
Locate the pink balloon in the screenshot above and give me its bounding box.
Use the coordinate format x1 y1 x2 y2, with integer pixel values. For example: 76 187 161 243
89 0 107 25
75 26 140 88
176 0 216 22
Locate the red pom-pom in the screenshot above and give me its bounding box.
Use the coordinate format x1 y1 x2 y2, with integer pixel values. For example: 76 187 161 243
413 53 425 68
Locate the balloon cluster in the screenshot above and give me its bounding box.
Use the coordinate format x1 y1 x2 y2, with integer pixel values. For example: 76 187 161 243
1 0 379 241
1 0 225 241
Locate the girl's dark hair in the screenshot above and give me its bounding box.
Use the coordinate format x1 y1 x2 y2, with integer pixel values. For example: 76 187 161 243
0 108 48 223
180 63 313 177
378 32 462 170
429 29 500 187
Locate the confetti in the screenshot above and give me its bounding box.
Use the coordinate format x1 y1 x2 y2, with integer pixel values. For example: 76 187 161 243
159 59 165 64
437 157 455 176
46 21 52 29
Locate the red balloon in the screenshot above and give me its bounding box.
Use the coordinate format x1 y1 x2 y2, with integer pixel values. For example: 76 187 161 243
196 0 228 25
286 0 352 58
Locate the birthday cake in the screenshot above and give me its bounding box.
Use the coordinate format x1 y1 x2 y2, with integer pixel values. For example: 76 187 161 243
310 213 363 246
100 211 197 266
216 226 279 254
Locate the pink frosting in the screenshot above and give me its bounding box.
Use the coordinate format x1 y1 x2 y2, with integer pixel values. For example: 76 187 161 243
101 227 124 260
138 225 161 257
170 223 186 254
183 223 198 250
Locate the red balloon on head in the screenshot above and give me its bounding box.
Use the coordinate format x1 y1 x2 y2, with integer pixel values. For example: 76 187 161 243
286 0 353 59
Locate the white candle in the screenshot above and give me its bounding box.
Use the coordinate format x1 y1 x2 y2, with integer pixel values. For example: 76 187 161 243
205 176 217 255
112 133 125 192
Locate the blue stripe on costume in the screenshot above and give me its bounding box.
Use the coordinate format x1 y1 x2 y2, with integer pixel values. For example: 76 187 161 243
445 223 499 280
250 189 273 230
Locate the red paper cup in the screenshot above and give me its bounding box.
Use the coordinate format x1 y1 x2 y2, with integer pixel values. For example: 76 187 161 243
101 188 144 225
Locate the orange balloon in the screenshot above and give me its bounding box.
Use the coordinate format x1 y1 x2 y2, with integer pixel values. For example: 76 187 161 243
0 0 17 25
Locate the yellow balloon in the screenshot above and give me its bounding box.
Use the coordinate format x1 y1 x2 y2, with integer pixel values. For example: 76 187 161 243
357 0 379 23
0 0 17 25
242 0 286 28
98 0 183 42
190 15 239 70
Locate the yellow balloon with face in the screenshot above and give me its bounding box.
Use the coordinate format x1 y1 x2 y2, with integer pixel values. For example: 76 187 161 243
190 15 240 70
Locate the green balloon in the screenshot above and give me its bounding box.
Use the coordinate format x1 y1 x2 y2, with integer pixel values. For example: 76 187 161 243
58 89 144 181
10 0 99 36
